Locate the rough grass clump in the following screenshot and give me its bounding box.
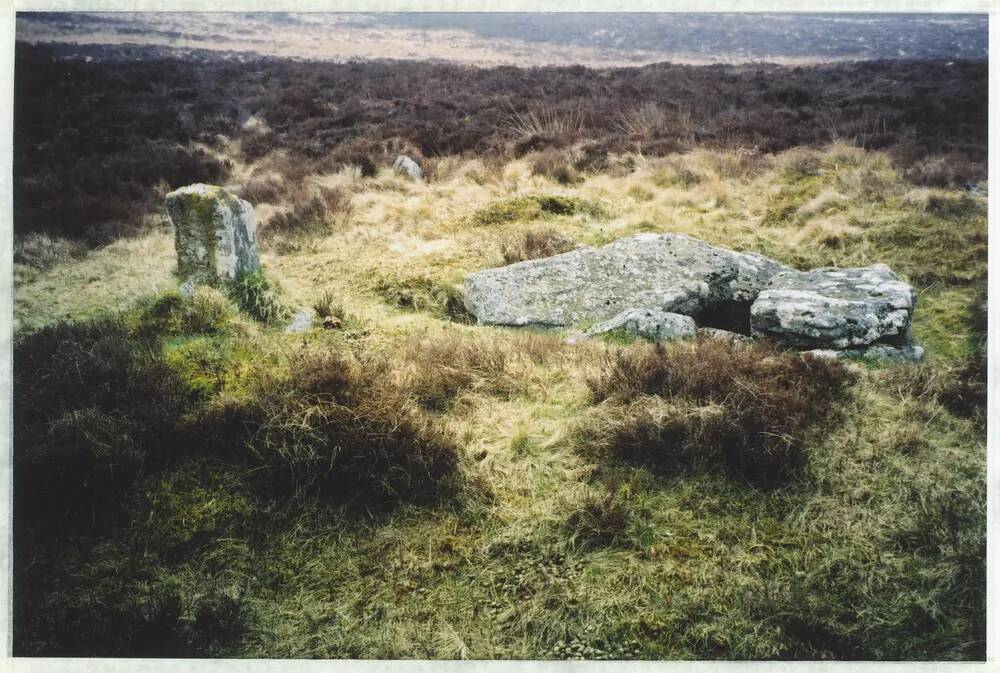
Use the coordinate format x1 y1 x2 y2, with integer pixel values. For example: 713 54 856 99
184 286 238 333
251 349 461 502
650 159 703 189
264 186 353 242
500 228 578 264
311 288 349 327
562 484 638 550
237 175 285 204
531 148 583 185
373 273 472 322
397 329 565 410
227 270 292 325
583 340 855 486
130 288 239 342
13 232 86 270
470 194 607 227
761 176 824 227
903 154 984 188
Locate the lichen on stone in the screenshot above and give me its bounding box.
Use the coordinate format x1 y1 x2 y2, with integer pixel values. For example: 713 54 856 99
166 183 260 287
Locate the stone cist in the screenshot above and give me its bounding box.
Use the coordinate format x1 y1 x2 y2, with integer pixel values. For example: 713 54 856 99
462 232 921 361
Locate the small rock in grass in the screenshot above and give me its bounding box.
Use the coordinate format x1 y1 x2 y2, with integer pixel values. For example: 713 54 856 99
569 308 696 344
804 343 924 363
696 327 752 344
285 308 313 333
393 155 424 181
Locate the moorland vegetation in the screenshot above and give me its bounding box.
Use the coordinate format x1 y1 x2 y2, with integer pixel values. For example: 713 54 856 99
11 43 988 659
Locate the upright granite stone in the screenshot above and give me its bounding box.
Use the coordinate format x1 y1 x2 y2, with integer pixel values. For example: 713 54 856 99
750 264 916 349
166 184 260 285
463 233 790 327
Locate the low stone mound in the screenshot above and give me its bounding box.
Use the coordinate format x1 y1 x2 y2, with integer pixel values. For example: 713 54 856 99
463 233 790 328
750 264 917 349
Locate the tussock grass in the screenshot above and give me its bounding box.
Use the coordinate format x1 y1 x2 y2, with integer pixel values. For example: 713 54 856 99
500 228 578 264
507 104 586 142
581 340 855 486
13 232 86 270
396 328 568 410
227 270 292 325
372 272 471 322
469 194 608 227
264 185 354 252
249 348 461 502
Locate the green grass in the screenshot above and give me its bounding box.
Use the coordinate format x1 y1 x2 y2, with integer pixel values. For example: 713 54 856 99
227 269 293 325
13 295 985 659
470 194 609 227
761 175 824 227
911 287 979 360
372 272 472 322
12 146 987 660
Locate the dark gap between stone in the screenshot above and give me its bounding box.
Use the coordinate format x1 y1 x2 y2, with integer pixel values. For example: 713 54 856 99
695 300 753 335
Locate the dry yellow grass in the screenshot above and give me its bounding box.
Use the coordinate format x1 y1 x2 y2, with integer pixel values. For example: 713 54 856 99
15 143 984 352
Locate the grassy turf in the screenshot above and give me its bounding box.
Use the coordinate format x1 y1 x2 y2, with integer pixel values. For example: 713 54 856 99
12 144 987 659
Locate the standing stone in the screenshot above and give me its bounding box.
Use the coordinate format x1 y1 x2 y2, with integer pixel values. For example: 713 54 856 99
393 155 424 181
166 184 260 285
463 233 790 328
750 264 916 349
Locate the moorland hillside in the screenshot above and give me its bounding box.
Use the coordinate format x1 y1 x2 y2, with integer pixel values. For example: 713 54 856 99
11 42 988 660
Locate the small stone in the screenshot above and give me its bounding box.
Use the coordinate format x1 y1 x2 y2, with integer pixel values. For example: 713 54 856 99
803 343 924 363
803 348 842 361
860 344 925 363
572 308 696 343
393 155 424 181
696 327 752 344
285 309 313 333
